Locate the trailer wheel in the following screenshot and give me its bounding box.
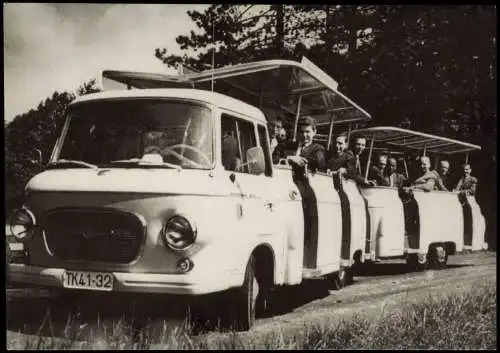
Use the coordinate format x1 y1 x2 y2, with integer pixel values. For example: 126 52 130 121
229 255 258 331
406 253 426 272
329 268 347 290
427 245 448 270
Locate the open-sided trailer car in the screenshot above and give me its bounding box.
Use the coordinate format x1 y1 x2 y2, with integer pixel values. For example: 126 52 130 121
349 126 487 270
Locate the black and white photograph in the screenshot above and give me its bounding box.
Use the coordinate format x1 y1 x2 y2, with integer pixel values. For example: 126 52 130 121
5 4 496 349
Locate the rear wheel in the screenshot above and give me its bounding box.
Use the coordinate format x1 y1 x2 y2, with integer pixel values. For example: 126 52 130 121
329 268 347 290
427 245 448 269
406 253 426 272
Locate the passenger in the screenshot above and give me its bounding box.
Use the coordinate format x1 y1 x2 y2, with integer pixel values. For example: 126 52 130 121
433 160 451 192
368 154 390 186
221 124 241 171
326 134 355 176
287 116 325 173
286 116 323 267
405 156 439 192
271 118 288 164
270 117 283 156
347 135 375 187
453 163 478 196
387 157 407 188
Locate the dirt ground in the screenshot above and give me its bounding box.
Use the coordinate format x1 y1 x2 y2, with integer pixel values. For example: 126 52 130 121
6 251 496 347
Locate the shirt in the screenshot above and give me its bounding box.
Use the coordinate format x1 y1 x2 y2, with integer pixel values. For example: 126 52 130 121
413 170 439 192
454 175 478 195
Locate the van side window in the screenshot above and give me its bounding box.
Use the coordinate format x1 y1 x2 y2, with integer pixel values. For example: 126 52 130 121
221 114 257 174
257 125 272 176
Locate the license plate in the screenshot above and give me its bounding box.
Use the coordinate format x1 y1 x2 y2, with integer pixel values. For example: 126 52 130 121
63 271 113 291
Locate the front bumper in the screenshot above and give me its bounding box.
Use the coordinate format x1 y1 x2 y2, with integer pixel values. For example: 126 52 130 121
8 264 241 295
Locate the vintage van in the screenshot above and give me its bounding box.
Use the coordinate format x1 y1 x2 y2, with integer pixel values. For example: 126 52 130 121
8 57 373 330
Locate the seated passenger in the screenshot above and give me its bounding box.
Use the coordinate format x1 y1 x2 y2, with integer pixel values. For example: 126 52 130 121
453 163 478 196
221 128 241 171
326 134 355 176
405 156 439 192
344 135 375 187
271 118 288 164
287 116 325 173
368 155 390 186
433 160 451 192
387 157 407 188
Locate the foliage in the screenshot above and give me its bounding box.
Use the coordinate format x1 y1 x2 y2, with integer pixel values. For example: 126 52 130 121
5 79 101 216
155 5 496 245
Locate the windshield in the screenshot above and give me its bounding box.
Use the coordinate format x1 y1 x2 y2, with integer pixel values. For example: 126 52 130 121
55 99 213 169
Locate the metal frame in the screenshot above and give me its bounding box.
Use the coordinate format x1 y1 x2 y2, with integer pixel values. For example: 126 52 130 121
103 57 372 130
351 126 481 154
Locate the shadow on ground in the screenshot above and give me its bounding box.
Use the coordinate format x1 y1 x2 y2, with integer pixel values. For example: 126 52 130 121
6 288 194 345
6 277 338 342
353 262 472 277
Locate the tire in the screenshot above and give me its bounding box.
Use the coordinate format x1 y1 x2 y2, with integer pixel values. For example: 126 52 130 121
329 268 347 290
406 253 426 272
427 245 448 270
230 255 258 331
346 267 354 285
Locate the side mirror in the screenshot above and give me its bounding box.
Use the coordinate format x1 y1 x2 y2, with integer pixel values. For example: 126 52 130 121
246 146 266 175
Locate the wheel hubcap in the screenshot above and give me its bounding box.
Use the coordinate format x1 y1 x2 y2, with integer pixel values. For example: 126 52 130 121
436 246 446 263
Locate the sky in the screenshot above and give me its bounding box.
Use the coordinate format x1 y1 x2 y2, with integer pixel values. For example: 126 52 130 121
3 3 210 123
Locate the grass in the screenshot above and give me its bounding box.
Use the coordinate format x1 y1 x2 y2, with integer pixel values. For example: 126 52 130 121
8 280 497 350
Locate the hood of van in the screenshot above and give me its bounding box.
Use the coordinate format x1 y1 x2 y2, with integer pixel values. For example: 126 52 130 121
26 168 226 196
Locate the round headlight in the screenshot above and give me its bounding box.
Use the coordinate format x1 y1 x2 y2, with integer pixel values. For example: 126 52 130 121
9 208 36 243
161 215 196 251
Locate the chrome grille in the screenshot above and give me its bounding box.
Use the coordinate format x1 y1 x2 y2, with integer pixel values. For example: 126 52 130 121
44 209 145 264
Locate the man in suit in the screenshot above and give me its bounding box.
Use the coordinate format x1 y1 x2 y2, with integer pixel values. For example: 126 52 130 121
387 157 407 188
368 154 390 186
286 116 324 268
286 116 325 173
327 134 355 175
347 135 375 187
433 160 451 191
453 163 478 196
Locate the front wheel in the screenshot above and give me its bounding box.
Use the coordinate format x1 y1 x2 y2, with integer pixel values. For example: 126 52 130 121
229 255 258 331
406 253 426 272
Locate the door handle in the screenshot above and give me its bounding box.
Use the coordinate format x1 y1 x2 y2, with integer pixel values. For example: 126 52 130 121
264 200 273 210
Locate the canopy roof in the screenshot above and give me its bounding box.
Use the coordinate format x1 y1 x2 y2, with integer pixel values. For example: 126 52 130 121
102 71 192 89
351 126 481 155
102 56 371 127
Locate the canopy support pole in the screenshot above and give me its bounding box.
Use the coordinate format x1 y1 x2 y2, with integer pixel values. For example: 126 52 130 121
327 114 334 151
293 95 303 142
423 144 427 157
465 152 469 164
347 123 352 146
403 158 409 180
365 135 375 180
434 155 439 170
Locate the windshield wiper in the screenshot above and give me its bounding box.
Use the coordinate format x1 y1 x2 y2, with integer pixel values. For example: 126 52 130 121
109 158 182 171
47 159 98 169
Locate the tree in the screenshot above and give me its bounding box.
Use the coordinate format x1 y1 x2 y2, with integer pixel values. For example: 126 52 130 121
154 5 321 71
5 79 101 216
